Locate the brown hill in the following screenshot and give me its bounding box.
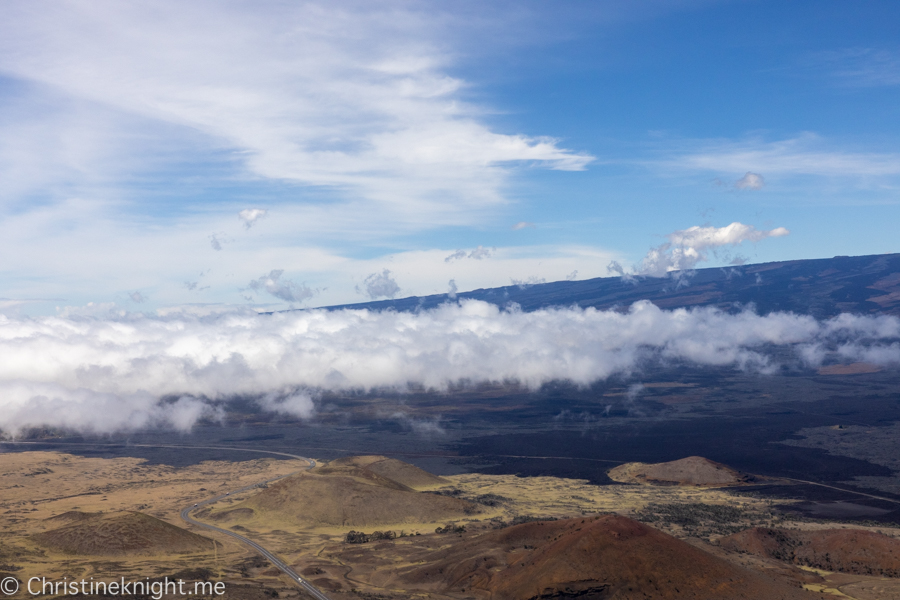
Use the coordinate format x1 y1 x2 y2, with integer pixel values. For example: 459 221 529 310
608 456 751 487
44 510 104 523
394 515 814 599
215 456 475 528
334 455 449 490
33 512 215 556
720 527 900 577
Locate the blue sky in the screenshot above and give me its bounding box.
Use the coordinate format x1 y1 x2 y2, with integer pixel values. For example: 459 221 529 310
2 0 899 313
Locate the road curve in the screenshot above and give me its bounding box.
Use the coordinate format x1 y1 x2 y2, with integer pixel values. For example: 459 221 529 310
180 457 333 600
1 440 331 600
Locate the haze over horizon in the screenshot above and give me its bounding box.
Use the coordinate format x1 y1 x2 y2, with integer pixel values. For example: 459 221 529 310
1 1 898 314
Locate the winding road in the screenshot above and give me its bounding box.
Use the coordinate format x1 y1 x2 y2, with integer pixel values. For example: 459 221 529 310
1 441 331 600
5 438 900 599
180 457 333 600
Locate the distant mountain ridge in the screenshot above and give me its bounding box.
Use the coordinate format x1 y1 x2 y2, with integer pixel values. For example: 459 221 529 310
322 253 900 318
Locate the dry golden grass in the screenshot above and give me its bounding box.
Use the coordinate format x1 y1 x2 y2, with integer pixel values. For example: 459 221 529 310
349 456 449 490
206 456 475 531
607 456 750 486
441 471 769 519
33 511 216 555
5 451 900 600
0 451 309 595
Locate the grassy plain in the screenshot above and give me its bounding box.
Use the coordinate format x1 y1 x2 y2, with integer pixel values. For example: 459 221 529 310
3 451 900 599
0 451 309 598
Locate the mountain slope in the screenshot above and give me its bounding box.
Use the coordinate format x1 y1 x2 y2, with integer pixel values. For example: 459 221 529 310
321 253 900 318
396 515 816 599
720 527 900 576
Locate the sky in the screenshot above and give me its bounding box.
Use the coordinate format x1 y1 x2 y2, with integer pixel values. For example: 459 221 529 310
2 0 900 434
1 0 898 313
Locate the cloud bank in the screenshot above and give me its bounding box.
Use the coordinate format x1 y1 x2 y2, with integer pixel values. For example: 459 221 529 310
1 301 898 435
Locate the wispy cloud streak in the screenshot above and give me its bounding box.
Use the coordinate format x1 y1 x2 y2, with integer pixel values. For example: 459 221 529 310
0 1 592 221
672 135 900 178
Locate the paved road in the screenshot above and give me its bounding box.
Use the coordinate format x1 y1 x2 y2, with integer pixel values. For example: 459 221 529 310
781 477 900 505
180 457 333 600
1 440 332 600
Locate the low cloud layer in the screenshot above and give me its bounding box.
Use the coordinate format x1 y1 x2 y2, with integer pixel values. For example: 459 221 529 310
0 300 898 435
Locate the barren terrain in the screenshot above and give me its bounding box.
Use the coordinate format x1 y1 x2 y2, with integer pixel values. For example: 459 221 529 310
3 451 900 599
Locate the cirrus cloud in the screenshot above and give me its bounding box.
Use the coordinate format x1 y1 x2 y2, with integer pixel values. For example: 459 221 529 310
0 1 592 223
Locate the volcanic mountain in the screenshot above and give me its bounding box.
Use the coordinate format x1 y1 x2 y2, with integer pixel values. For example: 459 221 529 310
320 252 900 318
607 456 752 487
33 511 215 556
720 527 900 577
212 455 476 528
391 515 816 599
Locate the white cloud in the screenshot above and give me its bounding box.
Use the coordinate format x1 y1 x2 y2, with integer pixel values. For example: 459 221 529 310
0 1 591 224
238 208 268 229
607 261 626 277
634 222 789 277
358 269 401 299
0 301 898 435
811 48 900 87
386 412 445 436
511 276 546 288
208 233 225 251
256 391 316 419
0 196 621 309
445 245 494 262
734 172 764 190
673 134 900 178
512 221 535 230
444 249 467 263
335 245 620 303
0 1 600 310
468 246 493 260
248 270 316 303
